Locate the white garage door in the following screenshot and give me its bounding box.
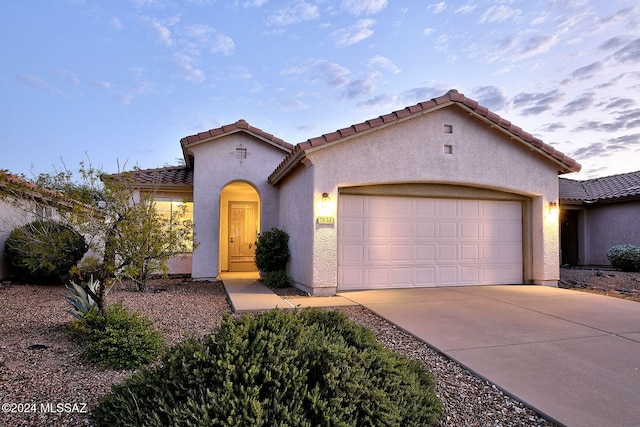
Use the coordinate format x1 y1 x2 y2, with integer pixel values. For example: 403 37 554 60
338 195 522 290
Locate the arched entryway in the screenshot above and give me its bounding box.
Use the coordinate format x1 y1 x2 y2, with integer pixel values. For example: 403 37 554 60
219 181 260 272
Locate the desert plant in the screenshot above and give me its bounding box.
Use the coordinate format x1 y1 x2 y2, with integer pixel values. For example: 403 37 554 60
254 227 290 274
606 244 640 272
264 269 291 289
65 276 113 319
4 220 87 283
91 308 444 427
69 301 165 370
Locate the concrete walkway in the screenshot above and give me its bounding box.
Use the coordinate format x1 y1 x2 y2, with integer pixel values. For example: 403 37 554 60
219 272 355 312
341 285 640 427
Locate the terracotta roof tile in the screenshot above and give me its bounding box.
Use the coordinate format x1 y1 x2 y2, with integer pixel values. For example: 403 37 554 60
268 89 581 184
111 166 194 187
181 119 293 151
560 170 640 202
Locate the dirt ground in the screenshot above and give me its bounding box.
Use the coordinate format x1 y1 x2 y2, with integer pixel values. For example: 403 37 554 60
559 267 640 302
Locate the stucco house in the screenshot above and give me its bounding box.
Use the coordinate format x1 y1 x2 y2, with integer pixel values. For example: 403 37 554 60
559 170 640 267
126 89 581 295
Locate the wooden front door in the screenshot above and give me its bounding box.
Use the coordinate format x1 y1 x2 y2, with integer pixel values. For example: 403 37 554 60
228 202 258 271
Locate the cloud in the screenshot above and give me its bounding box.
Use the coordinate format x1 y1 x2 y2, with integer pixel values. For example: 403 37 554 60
355 92 397 110
599 36 627 51
341 0 387 15
517 34 558 59
173 54 205 83
478 5 521 24
90 80 112 90
368 55 401 74
455 3 476 14
342 73 378 99
612 38 640 63
472 86 509 111
268 1 319 26
331 19 376 47
423 28 436 36
183 24 236 55
538 122 566 132
18 74 66 97
211 34 236 55
512 90 563 116
602 98 636 110
563 62 603 84
559 92 595 116
110 17 123 31
149 19 174 47
429 2 446 14
242 0 268 7
282 60 350 88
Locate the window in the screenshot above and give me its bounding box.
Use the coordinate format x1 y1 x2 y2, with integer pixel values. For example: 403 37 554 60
154 197 194 252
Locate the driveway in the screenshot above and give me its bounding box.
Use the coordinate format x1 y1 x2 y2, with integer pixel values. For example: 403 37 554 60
341 285 640 427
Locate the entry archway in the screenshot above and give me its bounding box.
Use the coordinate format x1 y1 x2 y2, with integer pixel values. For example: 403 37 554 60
219 181 260 272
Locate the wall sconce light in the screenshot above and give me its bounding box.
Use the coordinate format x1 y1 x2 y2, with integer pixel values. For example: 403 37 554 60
321 192 330 208
548 201 558 215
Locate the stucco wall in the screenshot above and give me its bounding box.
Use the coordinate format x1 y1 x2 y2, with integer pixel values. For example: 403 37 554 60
297 105 561 293
583 200 640 265
188 133 288 279
276 162 315 292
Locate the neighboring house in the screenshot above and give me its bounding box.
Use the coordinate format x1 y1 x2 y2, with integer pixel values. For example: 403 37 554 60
123 89 581 295
0 174 60 280
559 171 640 267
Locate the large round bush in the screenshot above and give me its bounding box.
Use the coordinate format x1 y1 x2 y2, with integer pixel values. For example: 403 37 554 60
4 220 87 283
606 244 640 272
92 309 443 427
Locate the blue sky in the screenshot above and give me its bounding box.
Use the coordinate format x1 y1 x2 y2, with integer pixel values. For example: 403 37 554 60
2 0 639 180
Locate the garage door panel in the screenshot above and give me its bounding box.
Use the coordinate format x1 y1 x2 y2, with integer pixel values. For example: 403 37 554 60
391 220 413 238
438 223 457 238
391 244 413 261
339 195 522 290
367 244 389 263
367 220 389 238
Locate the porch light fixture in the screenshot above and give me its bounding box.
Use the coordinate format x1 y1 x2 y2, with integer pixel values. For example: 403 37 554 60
321 192 331 208
548 201 558 215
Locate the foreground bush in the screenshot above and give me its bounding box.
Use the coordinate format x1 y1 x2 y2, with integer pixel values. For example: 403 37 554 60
69 301 165 370
5 220 87 283
607 244 640 272
92 309 443 427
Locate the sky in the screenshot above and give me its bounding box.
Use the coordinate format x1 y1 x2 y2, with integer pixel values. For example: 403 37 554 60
1 0 639 180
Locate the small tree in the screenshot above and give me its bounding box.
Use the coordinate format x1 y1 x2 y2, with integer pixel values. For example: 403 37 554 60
255 227 290 273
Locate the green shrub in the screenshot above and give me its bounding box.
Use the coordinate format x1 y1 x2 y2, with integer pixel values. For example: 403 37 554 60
69 301 165 370
4 220 87 283
254 227 290 273
607 244 640 272
92 309 443 427
264 269 291 289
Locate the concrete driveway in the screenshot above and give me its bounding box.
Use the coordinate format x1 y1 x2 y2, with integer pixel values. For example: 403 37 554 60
341 285 640 427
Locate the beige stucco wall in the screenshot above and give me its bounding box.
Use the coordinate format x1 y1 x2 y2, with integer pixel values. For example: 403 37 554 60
581 200 640 265
276 162 316 293
287 105 562 294
188 133 288 279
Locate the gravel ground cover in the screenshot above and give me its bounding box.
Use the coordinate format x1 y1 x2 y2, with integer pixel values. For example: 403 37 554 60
3 269 638 426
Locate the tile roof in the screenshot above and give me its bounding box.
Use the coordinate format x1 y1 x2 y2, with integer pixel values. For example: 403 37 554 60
560 170 640 203
111 166 193 188
269 89 581 184
0 172 87 208
180 119 294 167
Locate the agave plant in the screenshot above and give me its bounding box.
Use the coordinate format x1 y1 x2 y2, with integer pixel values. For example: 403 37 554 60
65 276 111 319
